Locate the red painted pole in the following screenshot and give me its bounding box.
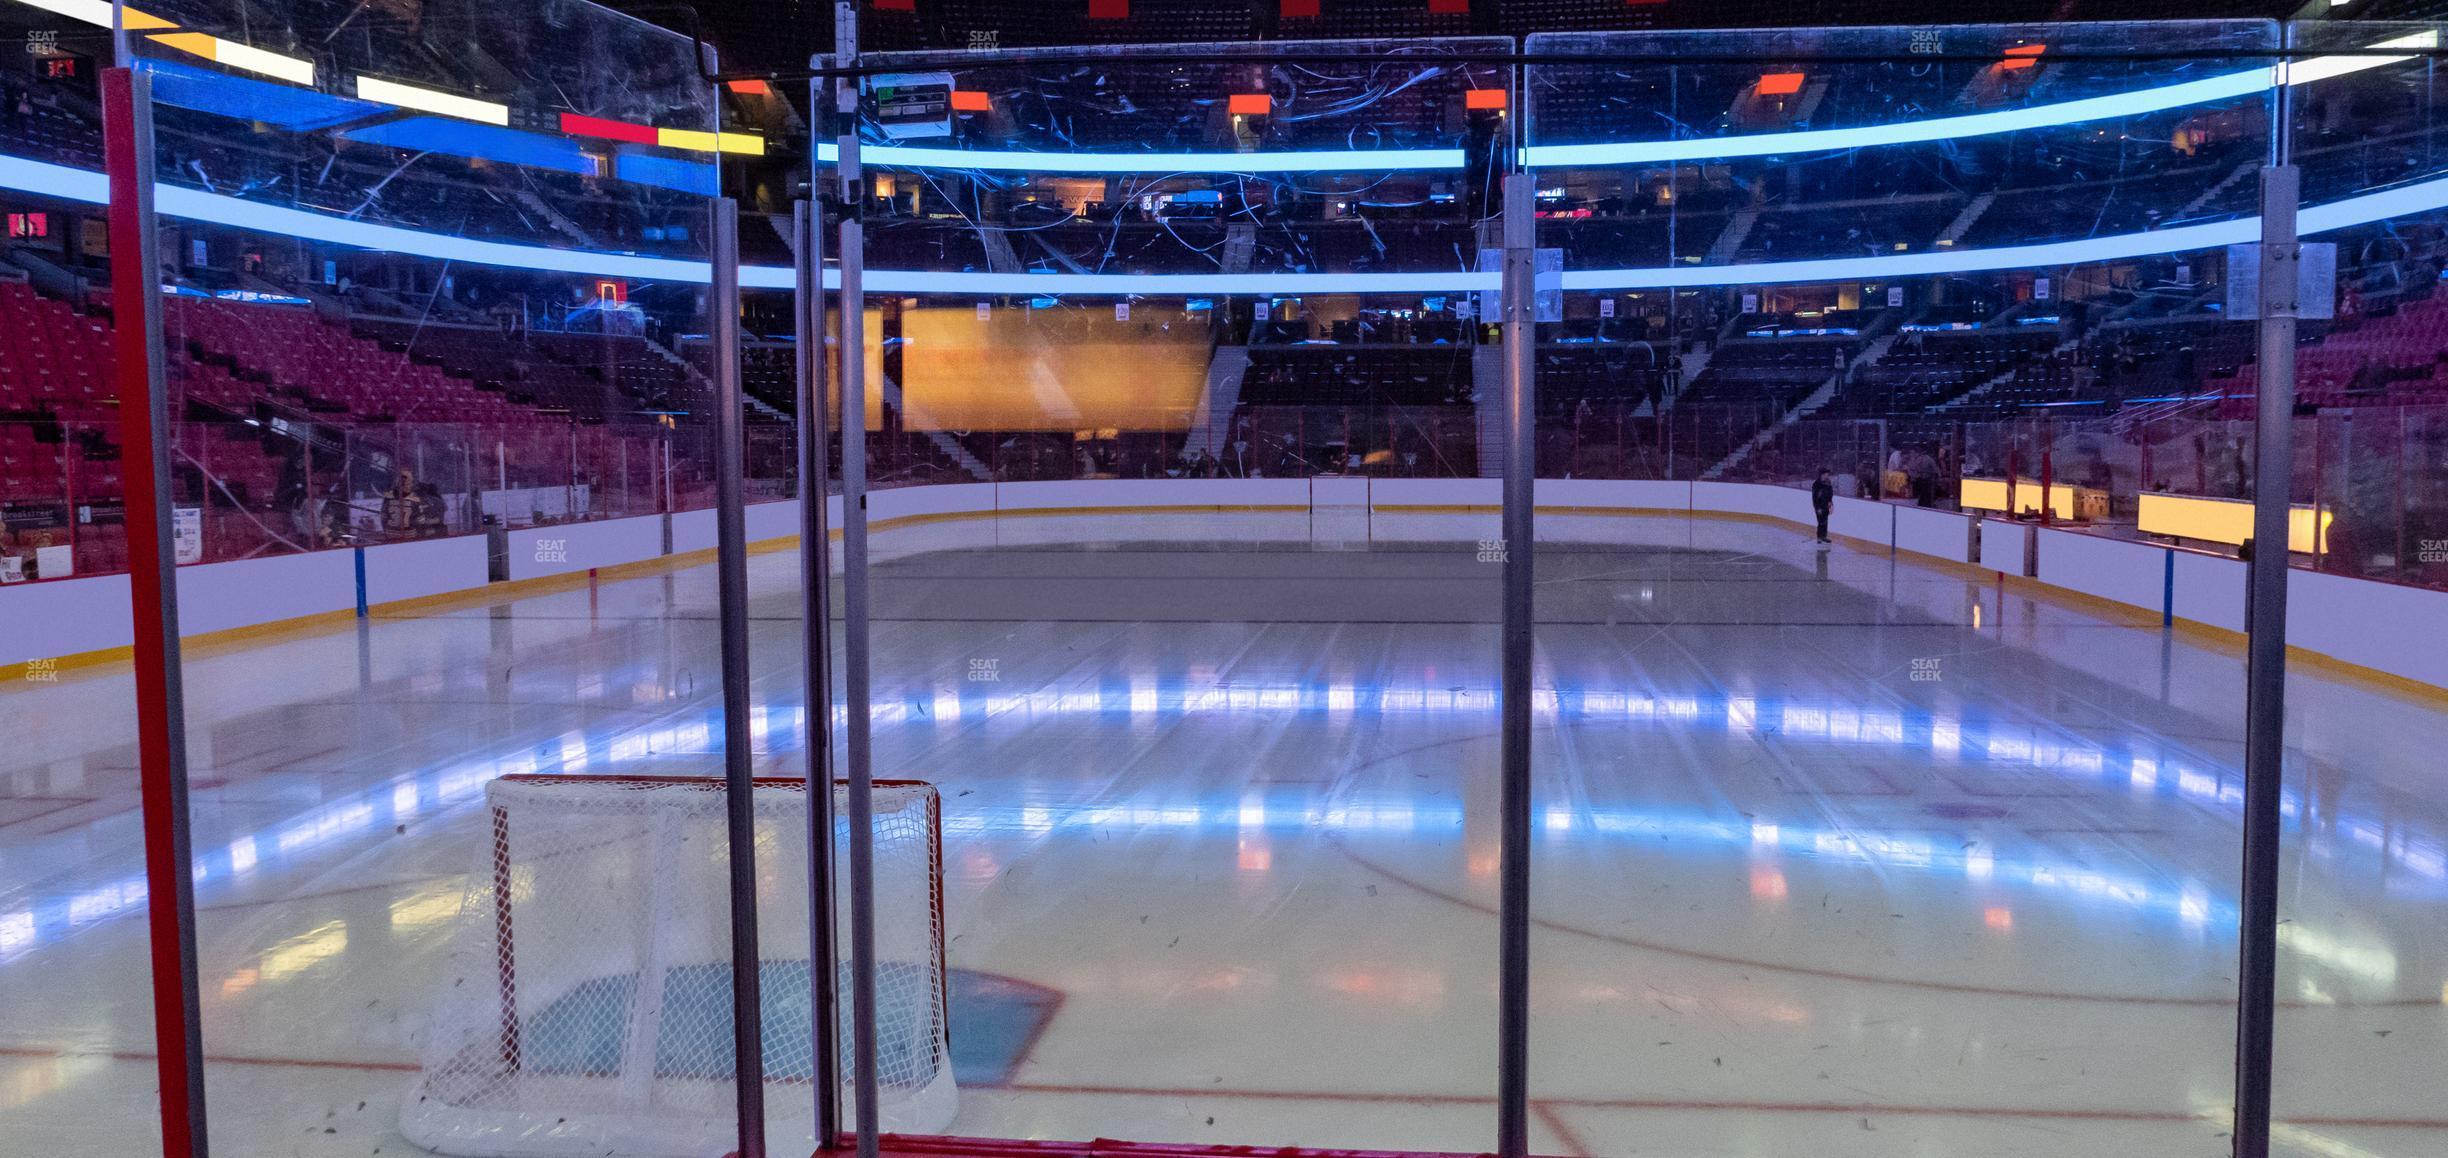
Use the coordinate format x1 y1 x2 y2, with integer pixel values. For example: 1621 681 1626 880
2040 444 2054 526
104 66 210 1158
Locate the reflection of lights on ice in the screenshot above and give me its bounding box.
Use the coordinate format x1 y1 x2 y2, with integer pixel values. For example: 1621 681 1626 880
1750 821 1780 846
2130 757 2158 789
0 911 35 955
1965 847 1995 879
2180 889 2211 925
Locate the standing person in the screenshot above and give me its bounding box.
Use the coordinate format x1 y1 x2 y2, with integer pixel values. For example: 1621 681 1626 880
1811 468 1836 547
1909 447 1940 508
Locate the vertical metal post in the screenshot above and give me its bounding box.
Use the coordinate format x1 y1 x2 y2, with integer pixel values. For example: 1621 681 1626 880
2232 160 2299 1158
1496 171 1536 1158
1876 421 1889 502
832 6 883 1158
793 196 843 1148
103 64 209 1158
709 197 767 1158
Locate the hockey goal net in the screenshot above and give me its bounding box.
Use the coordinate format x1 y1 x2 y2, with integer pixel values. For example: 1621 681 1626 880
403 775 957 1157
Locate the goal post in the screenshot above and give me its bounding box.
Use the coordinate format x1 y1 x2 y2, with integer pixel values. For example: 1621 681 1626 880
403 775 956 1157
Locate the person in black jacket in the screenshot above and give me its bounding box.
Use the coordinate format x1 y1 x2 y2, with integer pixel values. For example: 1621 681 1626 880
1811 469 1836 546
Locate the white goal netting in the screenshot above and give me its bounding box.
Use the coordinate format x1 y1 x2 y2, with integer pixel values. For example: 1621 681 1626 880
402 776 955 1157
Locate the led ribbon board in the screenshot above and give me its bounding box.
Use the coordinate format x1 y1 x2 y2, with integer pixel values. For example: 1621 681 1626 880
12 146 2448 292
804 34 2435 174
1523 33 2436 168
810 142 1466 173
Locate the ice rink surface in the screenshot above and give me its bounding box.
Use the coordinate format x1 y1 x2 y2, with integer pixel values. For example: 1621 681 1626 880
3 510 2445 1158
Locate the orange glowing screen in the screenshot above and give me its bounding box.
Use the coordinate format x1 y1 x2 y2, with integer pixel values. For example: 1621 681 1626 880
1756 71 1806 96
1465 89 1508 111
1229 93 1274 116
949 90 992 112
726 79 771 96
2001 44 2047 71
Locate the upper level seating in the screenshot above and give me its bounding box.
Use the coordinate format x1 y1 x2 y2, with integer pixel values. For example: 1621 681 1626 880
741 344 795 412
1239 345 1474 406
1536 345 1670 410
1935 356 2082 417
1837 328 2061 415
2087 318 2257 405
1669 336 1854 469
1740 200 1955 262
871 223 998 274
1689 337 1854 398
0 80 99 168
1963 165 2246 248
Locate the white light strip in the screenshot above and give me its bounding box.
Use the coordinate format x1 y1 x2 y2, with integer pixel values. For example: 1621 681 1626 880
1560 218 2261 290
809 141 1465 174
353 75 510 127
1526 32 2436 169
851 268 1492 294
2280 29 2439 85
214 39 315 86
15 0 110 26
8 148 2448 295
1524 69 2272 167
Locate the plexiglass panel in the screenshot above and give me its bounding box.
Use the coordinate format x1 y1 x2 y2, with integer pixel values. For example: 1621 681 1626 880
829 37 1511 1151
1524 22 2280 1158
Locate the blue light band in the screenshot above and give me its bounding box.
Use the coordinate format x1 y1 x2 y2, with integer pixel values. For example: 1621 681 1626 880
8 149 2448 295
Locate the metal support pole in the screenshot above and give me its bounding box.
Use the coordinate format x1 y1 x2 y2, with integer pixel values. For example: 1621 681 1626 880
1876 421 1889 502
793 197 842 1148
103 65 209 1158
709 197 767 1158
832 6 883 1157
2232 161 2299 1158
1496 171 1536 1158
